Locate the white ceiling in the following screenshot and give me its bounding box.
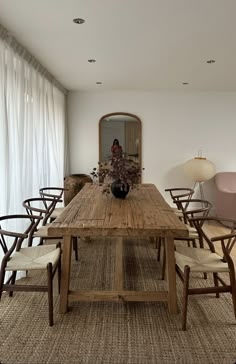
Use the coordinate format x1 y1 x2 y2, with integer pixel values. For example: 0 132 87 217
1 0 236 92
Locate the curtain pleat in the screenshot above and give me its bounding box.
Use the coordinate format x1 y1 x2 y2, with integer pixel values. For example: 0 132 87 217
0 23 67 95
0 36 68 278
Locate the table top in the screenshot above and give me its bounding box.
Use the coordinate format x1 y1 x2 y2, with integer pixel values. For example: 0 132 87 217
48 183 188 238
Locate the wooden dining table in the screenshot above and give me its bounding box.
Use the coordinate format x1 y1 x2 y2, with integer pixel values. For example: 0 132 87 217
48 183 188 314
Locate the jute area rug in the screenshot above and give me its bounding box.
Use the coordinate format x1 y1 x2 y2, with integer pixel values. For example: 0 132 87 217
0 238 236 364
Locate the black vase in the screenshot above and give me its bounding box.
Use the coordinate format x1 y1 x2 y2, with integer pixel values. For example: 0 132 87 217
111 181 130 199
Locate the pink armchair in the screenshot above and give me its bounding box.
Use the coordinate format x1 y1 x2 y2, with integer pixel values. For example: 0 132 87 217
215 172 236 222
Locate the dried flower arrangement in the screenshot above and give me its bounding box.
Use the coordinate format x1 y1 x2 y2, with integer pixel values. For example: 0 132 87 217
91 150 143 195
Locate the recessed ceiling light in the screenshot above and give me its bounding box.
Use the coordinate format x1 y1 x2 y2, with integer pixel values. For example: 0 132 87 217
182 82 189 85
96 82 102 84
73 18 85 24
88 59 96 63
206 59 215 64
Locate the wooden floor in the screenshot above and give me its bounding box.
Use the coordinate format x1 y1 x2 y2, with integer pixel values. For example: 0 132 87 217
203 221 236 257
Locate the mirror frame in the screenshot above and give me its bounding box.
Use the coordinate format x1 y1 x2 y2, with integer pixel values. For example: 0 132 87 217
99 112 142 174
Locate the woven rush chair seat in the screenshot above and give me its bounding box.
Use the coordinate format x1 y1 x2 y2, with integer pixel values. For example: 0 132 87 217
175 246 229 273
157 223 200 280
176 216 236 330
157 199 212 280
0 214 61 326
6 244 60 271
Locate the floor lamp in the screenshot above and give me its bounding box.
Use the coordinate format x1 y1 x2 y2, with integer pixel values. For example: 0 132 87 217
183 154 216 201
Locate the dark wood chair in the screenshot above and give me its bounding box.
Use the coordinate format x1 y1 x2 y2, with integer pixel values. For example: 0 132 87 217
23 197 78 261
39 187 66 220
155 187 195 259
158 199 212 280
174 198 213 247
165 187 194 222
0 214 61 326
176 216 236 330
39 187 80 258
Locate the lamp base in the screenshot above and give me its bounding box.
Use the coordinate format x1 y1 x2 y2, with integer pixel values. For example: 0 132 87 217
193 181 208 206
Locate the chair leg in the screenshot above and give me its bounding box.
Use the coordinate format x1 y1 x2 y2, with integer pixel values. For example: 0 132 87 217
9 271 17 297
73 237 78 261
153 237 158 249
161 241 166 280
0 269 6 300
182 266 190 331
200 239 207 280
156 237 162 261
228 270 236 319
58 255 61 294
213 273 219 298
149 237 155 247
47 263 53 326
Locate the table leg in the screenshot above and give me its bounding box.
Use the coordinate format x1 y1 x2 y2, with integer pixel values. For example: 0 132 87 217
59 235 72 314
114 237 123 290
149 237 155 248
165 237 177 313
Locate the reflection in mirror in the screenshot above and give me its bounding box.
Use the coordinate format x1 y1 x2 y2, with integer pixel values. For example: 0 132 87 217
99 112 141 167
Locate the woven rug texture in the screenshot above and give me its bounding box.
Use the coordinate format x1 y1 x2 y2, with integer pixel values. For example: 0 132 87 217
0 238 236 364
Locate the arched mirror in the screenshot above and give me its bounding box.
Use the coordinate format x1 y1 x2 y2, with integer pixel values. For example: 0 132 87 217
99 112 142 171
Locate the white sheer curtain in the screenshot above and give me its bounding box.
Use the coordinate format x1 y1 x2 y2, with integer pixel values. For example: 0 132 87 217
0 34 68 273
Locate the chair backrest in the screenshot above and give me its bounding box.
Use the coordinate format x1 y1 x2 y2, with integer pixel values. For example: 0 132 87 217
190 216 236 265
23 197 60 246
0 214 42 258
165 188 194 207
22 197 59 226
174 199 212 226
39 187 65 208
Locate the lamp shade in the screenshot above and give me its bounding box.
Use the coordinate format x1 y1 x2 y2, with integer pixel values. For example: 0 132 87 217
184 157 216 182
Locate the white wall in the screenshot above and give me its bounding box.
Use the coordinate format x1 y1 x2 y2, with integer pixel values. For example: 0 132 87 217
68 90 236 206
